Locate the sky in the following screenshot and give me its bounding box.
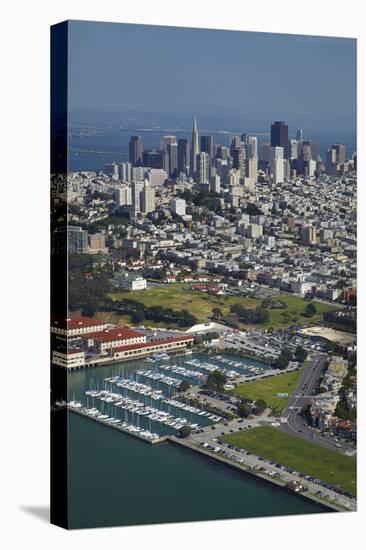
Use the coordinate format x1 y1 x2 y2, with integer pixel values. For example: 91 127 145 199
66 20 356 130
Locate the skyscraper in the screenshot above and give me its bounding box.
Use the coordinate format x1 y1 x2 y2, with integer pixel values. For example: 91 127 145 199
167 142 178 178
129 136 143 166
230 134 241 156
190 115 199 178
178 138 190 174
270 121 289 158
200 135 214 161
332 143 346 164
247 136 258 158
232 147 246 178
269 146 284 184
197 151 210 183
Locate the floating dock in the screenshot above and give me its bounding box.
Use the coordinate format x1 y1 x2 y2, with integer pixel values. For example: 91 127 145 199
68 406 167 445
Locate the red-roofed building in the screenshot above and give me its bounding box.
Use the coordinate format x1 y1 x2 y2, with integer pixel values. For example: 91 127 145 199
87 327 146 352
51 316 108 337
52 334 194 369
112 335 193 360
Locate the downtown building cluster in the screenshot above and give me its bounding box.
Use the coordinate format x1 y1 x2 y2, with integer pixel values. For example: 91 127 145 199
58 117 356 307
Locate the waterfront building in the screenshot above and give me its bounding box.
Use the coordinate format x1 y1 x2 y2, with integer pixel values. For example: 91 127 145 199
51 316 108 337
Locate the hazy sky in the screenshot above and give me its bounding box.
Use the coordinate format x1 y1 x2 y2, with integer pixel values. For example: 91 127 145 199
67 20 356 130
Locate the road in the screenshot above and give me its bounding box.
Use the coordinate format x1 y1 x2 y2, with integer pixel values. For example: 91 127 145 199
280 354 356 455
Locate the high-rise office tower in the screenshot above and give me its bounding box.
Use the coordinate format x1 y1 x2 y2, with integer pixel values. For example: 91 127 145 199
296 128 303 141
289 139 298 160
140 181 156 214
167 142 178 178
232 147 246 178
261 143 271 163
270 121 289 158
217 145 229 161
230 134 241 156
269 146 284 184
178 138 190 174
190 115 200 178
200 135 214 161
197 151 210 183
247 136 258 158
129 136 143 166
332 143 346 164
161 135 177 151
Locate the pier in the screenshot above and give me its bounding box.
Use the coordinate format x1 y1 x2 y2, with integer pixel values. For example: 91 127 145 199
68 405 167 445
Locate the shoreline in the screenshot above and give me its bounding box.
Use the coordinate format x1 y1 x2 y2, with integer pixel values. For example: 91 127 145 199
168 436 350 513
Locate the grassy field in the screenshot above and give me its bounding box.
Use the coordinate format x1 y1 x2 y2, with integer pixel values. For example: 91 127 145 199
263 295 337 329
233 368 304 413
108 286 259 323
222 426 356 495
108 286 336 328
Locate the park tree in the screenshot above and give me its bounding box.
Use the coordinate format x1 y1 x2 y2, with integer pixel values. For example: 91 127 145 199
253 399 267 415
206 370 227 392
237 401 252 418
305 302 317 317
274 347 293 370
295 345 308 363
178 380 190 393
212 307 223 320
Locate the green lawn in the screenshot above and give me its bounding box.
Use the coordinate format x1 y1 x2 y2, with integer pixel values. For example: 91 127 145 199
222 426 356 495
109 286 258 323
109 286 336 329
264 295 337 329
233 368 304 413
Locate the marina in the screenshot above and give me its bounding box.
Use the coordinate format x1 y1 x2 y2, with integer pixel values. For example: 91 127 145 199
63 351 328 528
65 352 270 440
